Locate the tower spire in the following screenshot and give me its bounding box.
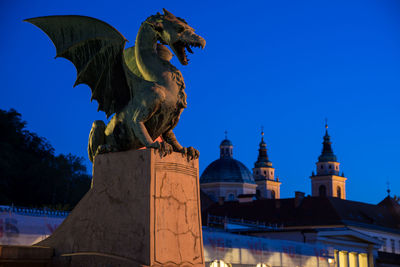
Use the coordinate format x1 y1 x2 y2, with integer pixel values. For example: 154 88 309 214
254 128 272 168
325 118 328 134
252 128 281 199
319 121 337 163
311 123 346 199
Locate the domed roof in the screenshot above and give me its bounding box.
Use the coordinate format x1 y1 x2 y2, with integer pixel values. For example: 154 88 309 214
220 139 232 146
200 158 255 184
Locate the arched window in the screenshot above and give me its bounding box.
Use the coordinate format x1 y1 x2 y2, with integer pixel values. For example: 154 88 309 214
319 185 327 197
337 186 341 198
271 190 276 199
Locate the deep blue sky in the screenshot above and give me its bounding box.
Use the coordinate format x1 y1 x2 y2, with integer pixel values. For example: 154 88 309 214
1 0 400 204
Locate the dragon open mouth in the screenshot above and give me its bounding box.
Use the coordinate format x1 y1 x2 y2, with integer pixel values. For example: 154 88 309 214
172 39 205 65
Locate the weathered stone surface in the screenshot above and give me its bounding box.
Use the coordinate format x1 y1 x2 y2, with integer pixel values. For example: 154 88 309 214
36 149 204 267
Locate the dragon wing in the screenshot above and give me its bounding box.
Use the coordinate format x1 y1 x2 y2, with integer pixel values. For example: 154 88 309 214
25 15 139 118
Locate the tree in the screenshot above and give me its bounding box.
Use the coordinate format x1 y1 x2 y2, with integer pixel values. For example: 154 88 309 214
0 108 91 210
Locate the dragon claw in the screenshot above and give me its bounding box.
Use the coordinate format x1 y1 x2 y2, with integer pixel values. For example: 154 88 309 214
148 141 173 158
96 144 116 155
179 146 199 161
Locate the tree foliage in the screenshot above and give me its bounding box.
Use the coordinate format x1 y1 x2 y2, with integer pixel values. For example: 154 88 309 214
0 108 91 210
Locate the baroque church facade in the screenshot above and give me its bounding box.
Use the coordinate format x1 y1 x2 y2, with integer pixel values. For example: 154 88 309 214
200 125 400 266
200 124 345 201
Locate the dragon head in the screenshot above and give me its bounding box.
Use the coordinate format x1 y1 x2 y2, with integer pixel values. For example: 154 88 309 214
148 9 206 65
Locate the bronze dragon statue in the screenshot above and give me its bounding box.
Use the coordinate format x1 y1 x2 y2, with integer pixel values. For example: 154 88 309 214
25 9 205 162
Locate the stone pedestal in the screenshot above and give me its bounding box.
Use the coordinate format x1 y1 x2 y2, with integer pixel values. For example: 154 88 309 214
37 149 204 267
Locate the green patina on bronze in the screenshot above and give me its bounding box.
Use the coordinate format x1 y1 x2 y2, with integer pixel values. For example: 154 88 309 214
25 9 205 162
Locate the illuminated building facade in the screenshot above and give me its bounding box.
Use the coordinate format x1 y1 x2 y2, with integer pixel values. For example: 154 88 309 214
253 131 281 199
201 126 400 267
310 124 347 199
200 138 257 202
200 131 281 202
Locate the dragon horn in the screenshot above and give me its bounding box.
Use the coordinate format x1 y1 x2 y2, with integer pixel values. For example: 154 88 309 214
163 8 176 18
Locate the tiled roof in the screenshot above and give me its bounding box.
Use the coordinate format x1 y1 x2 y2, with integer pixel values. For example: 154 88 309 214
204 196 400 233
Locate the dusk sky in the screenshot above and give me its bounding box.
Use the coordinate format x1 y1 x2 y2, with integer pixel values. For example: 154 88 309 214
1 0 400 204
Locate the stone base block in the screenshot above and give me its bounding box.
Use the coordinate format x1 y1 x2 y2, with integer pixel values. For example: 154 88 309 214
37 149 204 267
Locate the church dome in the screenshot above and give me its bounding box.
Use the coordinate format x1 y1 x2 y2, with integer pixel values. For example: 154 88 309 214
201 137 255 184
200 158 255 184
220 139 232 146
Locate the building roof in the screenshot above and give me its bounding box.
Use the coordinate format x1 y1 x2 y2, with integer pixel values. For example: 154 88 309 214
220 139 233 146
318 128 337 162
378 195 400 222
200 157 255 184
204 196 400 233
254 131 273 169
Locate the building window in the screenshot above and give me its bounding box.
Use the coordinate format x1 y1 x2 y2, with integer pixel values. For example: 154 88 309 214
336 166 338 170
264 170 267 175
321 165 323 169
337 186 341 198
228 194 235 201
210 260 230 267
319 185 327 197
382 238 387 251
391 239 395 253
329 165 332 169
271 190 276 199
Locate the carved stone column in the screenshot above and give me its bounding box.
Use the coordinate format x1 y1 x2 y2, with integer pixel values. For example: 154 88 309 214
37 149 205 267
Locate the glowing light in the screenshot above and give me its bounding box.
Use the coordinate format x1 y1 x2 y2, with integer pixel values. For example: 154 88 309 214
210 260 229 267
328 258 334 264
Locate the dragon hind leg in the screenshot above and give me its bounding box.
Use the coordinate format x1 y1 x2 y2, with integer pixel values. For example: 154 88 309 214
88 120 106 162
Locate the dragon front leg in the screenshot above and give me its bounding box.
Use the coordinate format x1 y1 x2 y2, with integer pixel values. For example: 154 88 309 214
131 121 173 157
163 130 199 160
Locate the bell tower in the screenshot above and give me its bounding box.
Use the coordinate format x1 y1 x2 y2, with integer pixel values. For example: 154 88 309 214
310 123 347 199
253 129 281 199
